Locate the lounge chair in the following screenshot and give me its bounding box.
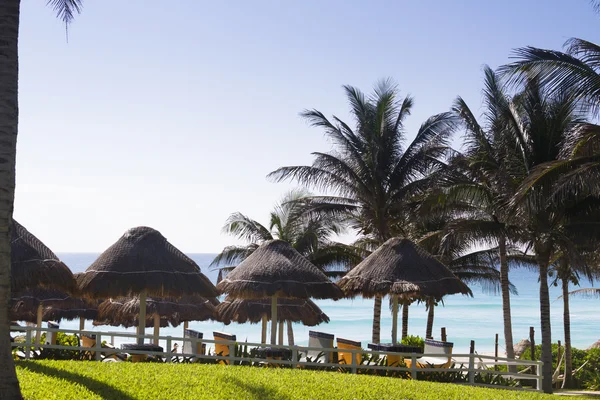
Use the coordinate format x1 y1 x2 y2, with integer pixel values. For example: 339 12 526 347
45 321 59 346
213 331 236 365
337 337 362 365
405 339 453 369
300 331 334 364
181 329 205 362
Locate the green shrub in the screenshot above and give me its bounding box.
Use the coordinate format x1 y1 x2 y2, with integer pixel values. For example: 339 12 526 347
401 335 425 352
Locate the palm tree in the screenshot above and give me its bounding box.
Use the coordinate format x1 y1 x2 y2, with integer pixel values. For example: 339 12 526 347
268 80 457 343
0 1 81 397
499 77 591 393
211 189 361 276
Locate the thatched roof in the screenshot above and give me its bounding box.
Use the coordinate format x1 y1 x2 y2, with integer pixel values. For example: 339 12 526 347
11 220 75 293
43 297 99 322
514 339 531 357
217 296 329 326
337 238 472 298
216 240 343 299
10 289 71 323
77 226 218 299
96 295 218 327
587 340 600 350
93 315 171 329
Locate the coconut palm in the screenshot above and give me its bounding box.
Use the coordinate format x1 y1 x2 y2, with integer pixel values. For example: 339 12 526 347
268 80 457 343
211 189 361 277
0 1 82 397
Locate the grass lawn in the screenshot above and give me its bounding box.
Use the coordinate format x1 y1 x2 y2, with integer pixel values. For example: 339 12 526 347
14 360 594 400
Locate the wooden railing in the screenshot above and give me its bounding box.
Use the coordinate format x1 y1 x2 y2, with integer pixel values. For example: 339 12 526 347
10 325 543 392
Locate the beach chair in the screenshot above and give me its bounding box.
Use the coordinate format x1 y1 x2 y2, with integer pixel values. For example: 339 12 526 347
181 329 205 362
337 337 362 365
300 331 334 364
81 333 97 360
213 331 236 365
45 321 59 346
405 339 453 369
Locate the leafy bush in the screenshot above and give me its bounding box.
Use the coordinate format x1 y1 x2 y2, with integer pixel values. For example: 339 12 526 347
401 335 425 352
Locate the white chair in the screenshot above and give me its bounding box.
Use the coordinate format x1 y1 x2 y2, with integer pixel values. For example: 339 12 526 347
300 331 334 364
45 321 59 345
406 339 453 369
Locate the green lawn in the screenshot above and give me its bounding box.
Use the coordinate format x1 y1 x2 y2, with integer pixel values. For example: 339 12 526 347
14 360 591 400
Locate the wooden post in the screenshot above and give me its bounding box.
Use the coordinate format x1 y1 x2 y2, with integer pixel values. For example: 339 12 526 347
95 333 102 361
391 295 399 344
183 321 188 338
287 320 294 346
278 320 284 345
270 295 277 345
153 314 160 345
35 304 43 345
468 340 475 384
166 337 172 363
494 333 499 371
79 316 85 331
441 327 447 342
138 290 147 345
530 326 536 390
261 315 267 344
401 303 409 340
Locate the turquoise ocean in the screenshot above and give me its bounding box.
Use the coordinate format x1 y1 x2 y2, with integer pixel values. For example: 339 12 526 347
55 253 599 354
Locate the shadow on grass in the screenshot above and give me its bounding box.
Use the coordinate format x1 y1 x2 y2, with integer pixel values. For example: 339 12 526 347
17 362 135 400
225 376 291 400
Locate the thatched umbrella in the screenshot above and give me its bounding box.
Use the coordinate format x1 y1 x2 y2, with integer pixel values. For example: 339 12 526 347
97 295 218 344
216 240 342 345
11 220 75 293
10 288 71 343
337 238 471 344
587 340 600 350
217 296 330 344
77 226 218 344
42 298 99 331
514 339 531 357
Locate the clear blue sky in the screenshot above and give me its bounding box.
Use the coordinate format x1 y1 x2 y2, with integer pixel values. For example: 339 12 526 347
14 0 598 253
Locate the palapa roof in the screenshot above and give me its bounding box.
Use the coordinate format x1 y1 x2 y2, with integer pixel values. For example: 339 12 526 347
10 289 71 323
43 297 99 322
216 240 343 300
96 295 218 327
337 238 472 298
11 220 75 293
77 226 218 299
514 339 531 357
587 340 600 350
93 315 171 329
217 296 329 326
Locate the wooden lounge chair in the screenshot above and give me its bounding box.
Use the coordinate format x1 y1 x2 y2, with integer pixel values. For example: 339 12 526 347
337 337 362 365
404 339 453 369
213 331 236 365
181 329 205 362
45 321 59 346
300 331 334 364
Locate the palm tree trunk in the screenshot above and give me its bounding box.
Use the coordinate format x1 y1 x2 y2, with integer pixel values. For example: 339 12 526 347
561 275 573 388
401 303 409 340
372 296 382 344
426 300 434 339
537 253 553 394
287 321 294 346
0 1 22 398
499 236 516 373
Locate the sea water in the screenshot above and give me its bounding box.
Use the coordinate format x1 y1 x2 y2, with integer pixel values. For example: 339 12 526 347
55 253 599 354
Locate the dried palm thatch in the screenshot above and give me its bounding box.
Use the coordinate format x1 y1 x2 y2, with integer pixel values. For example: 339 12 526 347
587 340 600 350
96 295 218 326
77 226 218 298
217 296 329 326
338 238 472 298
42 298 99 322
514 339 531 357
10 289 71 323
11 220 75 293
216 240 343 299
93 315 171 329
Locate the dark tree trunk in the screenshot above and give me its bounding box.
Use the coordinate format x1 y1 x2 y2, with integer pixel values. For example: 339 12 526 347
561 273 573 388
401 303 409 340
537 253 553 394
0 0 22 398
425 300 434 339
499 236 516 373
372 296 382 344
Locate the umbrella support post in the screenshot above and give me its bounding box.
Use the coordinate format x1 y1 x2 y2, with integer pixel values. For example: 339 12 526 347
287 321 294 346
138 290 147 345
79 316 85 331
278 320 284 345
183 321 188 337
270 295 277 345
402 303 409 340
391 295 399 344
261 315 267 344
153 314 160 345
35 305 43 345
